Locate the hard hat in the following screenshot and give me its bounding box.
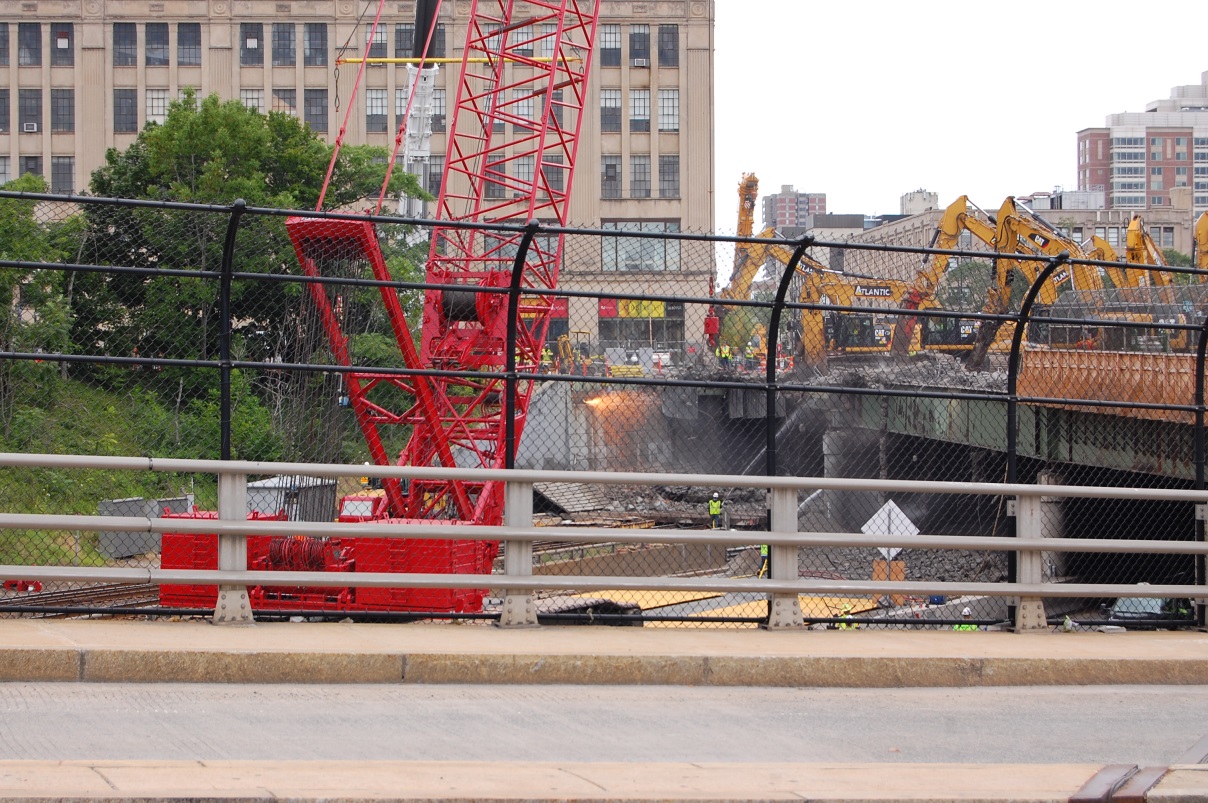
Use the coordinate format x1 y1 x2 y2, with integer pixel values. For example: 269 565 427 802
962 607 972 616
712 492 719 498
841 603 851 612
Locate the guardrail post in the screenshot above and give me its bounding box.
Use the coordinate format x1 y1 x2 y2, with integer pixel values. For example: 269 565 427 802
765 486 804 628
498 479 538 627
213 470 253 625
1012 496 1047 632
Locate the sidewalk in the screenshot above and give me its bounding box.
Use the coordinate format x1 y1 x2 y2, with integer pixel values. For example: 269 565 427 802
1 619 1207 801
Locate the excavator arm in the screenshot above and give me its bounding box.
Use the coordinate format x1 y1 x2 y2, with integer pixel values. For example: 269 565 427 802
1126 215 1172 298
891 195 997 355
1197 211 1208 273
706 174 761 347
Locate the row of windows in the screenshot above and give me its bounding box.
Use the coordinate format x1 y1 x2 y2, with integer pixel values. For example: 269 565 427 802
600 220 681 272
600 154 680 199
0 88 74 133
0 154 74 192
0 22 75 66
597 24 678 68
599 88 679 133
109 87 329 132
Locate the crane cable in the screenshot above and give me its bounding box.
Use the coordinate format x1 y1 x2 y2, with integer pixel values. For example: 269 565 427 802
315 0 389 210
375 0 444 215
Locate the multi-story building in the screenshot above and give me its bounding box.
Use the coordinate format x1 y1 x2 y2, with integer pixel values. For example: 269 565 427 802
1077 69 1208 216
0 0 715 354
761 183 825 230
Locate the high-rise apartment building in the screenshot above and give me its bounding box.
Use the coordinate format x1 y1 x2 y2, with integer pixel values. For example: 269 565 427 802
761 184 825 230
0 1 715 352
1077 69 1208 216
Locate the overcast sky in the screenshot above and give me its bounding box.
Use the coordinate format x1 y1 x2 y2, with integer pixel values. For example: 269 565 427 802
712 0 1208 231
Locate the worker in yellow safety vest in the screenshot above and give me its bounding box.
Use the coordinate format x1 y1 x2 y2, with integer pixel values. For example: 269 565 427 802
837 603 859 629
708 492 723 529
953 607 979 631
717 343 731 368
757 544 769 578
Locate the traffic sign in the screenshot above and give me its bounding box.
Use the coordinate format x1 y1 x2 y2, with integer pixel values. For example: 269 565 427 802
860 500 918 559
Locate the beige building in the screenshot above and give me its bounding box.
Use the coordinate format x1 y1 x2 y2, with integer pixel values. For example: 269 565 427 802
0 0 716 354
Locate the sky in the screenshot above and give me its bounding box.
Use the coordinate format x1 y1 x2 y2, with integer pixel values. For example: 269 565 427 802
712 0 1208 233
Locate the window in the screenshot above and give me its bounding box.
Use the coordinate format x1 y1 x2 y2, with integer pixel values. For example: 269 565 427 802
542 153 564 194
514 155 535 191
18 23 41 66
432 88 446 132
599 24 620 66
657 25 678 67
50 88 74 132
145 23 169 66
365 24 386 59
430 24 446 57
629 24 650 66
50 23 73 66
630 155 650 198
659 154 679 198
426 155 444 195
545 89 564 128
0 25 8 66
146 89 168 124
1176 166 1189 186
365 88 387 132
51 156 73 193
303 88 327 131
513 89 534 131
240 89 264 113
303 23 327 66
1150 137 1163 161
1161 227 1175 249
538 22 557 59
178 23 201 66
272 24 295 66
272 88 296 115
0 157 9 185
629 89 650 132
513 25 533 56
485 162 506 199
395 23 414 56
113 23 136 66
658 89 679 131
114 88 137 132
1150 166 1163 191
21 156 42 178
0 90 7 133
483 93 504 132
601 155 621 198
600 88 621 132
19 89 41 132
241 23 263 66
601 220 680 271
1151 196 1165 206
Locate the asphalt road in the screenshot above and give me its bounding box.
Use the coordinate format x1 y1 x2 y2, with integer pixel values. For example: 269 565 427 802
1 683 1203 765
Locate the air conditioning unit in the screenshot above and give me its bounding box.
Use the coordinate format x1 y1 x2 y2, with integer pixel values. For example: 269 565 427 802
22 122 38 133
631 58 650 68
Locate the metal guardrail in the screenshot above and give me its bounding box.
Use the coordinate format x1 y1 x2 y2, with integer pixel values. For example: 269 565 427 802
1 454 1205 630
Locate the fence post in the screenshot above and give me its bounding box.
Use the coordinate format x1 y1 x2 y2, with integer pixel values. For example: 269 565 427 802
218 199 246 463
498 479 538 627
764 235 815 480
1195 313 1208 629
213 469 253 625
765 486 804 628
1012 495 1047 632
504 220 541 470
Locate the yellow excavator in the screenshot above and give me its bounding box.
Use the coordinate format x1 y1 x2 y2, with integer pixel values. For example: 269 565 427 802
890 195 998 356
705 173 765 350
1194 210 1208 273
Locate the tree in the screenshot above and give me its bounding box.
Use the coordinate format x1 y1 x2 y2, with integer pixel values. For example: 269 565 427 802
75 90 431 461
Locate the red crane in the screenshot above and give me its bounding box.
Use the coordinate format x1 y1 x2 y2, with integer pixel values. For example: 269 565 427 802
278 0 600 611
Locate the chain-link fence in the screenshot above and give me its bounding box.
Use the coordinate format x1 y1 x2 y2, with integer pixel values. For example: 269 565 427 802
1 191 1204 629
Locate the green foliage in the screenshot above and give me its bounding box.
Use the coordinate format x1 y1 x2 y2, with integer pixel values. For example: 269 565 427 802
1163 248 1193 268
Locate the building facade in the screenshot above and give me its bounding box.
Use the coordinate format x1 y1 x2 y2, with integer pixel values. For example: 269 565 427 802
1077 69 1208 217
0 0 716 356
760 183 825 230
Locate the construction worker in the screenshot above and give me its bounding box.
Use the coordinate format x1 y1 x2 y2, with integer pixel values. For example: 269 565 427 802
953 607 978 631
757 544 769 578
717 343 731 368
743 343 755 370
708 492 723 529
837 603 859 630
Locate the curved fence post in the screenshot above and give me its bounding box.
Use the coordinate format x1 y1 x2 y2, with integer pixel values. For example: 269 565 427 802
1006 251 1067 632
764 235 815 479
218 199 247 462
504 220 541 470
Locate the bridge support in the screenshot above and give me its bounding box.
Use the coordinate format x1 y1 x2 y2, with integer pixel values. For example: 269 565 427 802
1013 496 1048 632
213 472 253 626
765 487 805 629
498 481 539 628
